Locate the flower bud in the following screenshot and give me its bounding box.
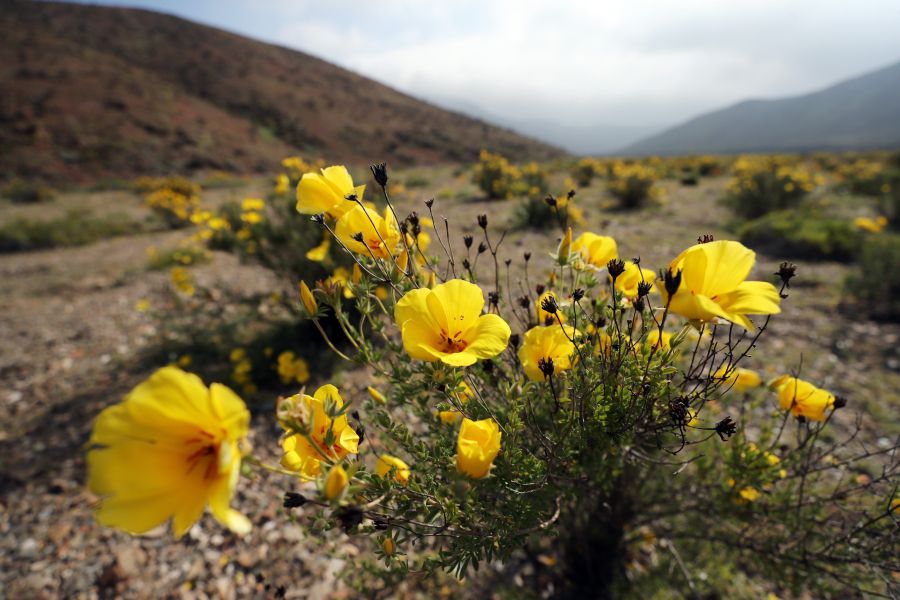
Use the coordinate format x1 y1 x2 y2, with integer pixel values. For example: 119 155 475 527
456 418 501 479
383 538 396 556
324 464 349 500
556 227 573 264
299 280 318 316
367 386 386 404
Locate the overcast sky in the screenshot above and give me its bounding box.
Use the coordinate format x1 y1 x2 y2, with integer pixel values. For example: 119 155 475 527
67 0 900 129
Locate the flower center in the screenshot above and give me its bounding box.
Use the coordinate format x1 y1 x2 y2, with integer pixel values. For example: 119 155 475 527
185 431 221 480
440 329 468 353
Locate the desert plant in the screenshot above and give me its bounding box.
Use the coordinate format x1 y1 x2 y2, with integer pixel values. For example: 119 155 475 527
1 178 55 203
0 210 144 252
845 232 900 320
472 149 522 199
607 161 663 209
736 209 862 262
726 156 819 219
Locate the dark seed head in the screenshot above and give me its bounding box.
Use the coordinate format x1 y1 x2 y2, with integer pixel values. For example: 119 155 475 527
477 214 488 229
283 492 308 509
463 235 474 249
715 416 738 441
544 195 558 207
664 268 683 297
607 259 626 280
538 357 555 379
637 281 653 298
697 234 714 244
351 232 364 243
572 288 585 302
370 162 389 187
540 295 559 315
567 189 576 200
776 262 797 288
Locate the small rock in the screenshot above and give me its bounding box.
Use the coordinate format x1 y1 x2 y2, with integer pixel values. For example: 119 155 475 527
21 537 39 558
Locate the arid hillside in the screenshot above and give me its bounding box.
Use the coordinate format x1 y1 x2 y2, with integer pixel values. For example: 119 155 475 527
0 1 562 183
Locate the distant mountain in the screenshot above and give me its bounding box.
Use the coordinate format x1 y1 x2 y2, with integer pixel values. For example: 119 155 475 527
622 60 900 156
0 1 561 183
441 98 666 155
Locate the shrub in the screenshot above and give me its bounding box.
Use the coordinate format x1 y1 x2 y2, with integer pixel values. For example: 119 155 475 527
736 209 861 262
846 232 900 320
725 156 819 219
1 178 54 203
0 211 143 252
835 158 900 197
607 161 662 209
572 158 598 187
513 189 584 230
134 176 203 228
472 149 522 199
520 162 549 199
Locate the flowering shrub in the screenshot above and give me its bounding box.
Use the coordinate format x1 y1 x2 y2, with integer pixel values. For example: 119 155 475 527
845 232 900 321
513 188 584 230
472 149 522 199
135 176 203 228
726 156 820 219
607 161 663 209
90 161 899 597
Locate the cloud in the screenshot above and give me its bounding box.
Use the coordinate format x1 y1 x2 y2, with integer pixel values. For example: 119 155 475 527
76 0 900 128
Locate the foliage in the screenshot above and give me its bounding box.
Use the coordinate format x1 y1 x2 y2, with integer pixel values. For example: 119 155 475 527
134 176 203 228
513 189 584 231
572 158 599 187
845 232 900 321
736 209 862 262
1 178 55 203
725 155 820 219
607 161 663 209
520 162 549 199
0 210 144 252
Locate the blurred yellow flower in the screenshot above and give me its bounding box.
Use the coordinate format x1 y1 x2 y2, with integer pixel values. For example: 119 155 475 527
770 376 835 421
571 232 617 269
518 325 578 381
739 486 760 502
614 261 655 298
305 236 330 262
87 367 251 537
456 417 501 479
367 386 386 404
439 410 463 424
394 279 511 367
375 454 411 485
335 204 401 260
240 211 262 224
280 384 360 479
276 351 310 384
853 216 887 233
241 198 265 212
135 299 151 313
661 240 780 330
713 366 762 392
645 329 672 351
170 267 195 297
296 165 364 218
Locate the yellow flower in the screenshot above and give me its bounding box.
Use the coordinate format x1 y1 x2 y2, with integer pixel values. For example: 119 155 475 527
854 216 887 233
299 281 318 316
644 329 672 351
661 240 781 330
367 386 386 404
87 367 251 537
456 417 501 479
571 232 618 269
713 366 762 392
135 299 151 313
274 173 290 195
241 197 265 212
240 211 262 224
305 236 330 262
394 279 511 367
739 486 760 502
295 165 364 218
170 267 194 297
613 261 656 298
324 464 349 501
770 376 835 421
518 325 577 381
536 290 566 325
280 385 360 479
276 351 310 384
335 204 401 260
375 454 411 485
439 410 463 424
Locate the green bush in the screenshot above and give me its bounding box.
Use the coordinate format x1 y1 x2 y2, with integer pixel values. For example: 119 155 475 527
736 210 861 262
2 178 55 203
726 157 817 219
0 211 144 252
846 233 900 320
472 150 521 199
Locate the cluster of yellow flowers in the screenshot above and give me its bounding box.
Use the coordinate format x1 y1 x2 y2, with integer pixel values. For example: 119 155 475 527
169 266 195 297
853 215 889 233
276 350 310 385
607 161 664 207
144 187 201 225
727 155 820 197
835 158 893 196
229 348 256 395
472 149 523 199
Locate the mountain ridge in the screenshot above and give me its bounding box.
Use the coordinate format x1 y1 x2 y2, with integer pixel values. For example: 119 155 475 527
621 59 900 156
0 0 562 183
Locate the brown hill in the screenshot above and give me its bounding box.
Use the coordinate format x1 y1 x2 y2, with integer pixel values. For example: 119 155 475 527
0 0 561 183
